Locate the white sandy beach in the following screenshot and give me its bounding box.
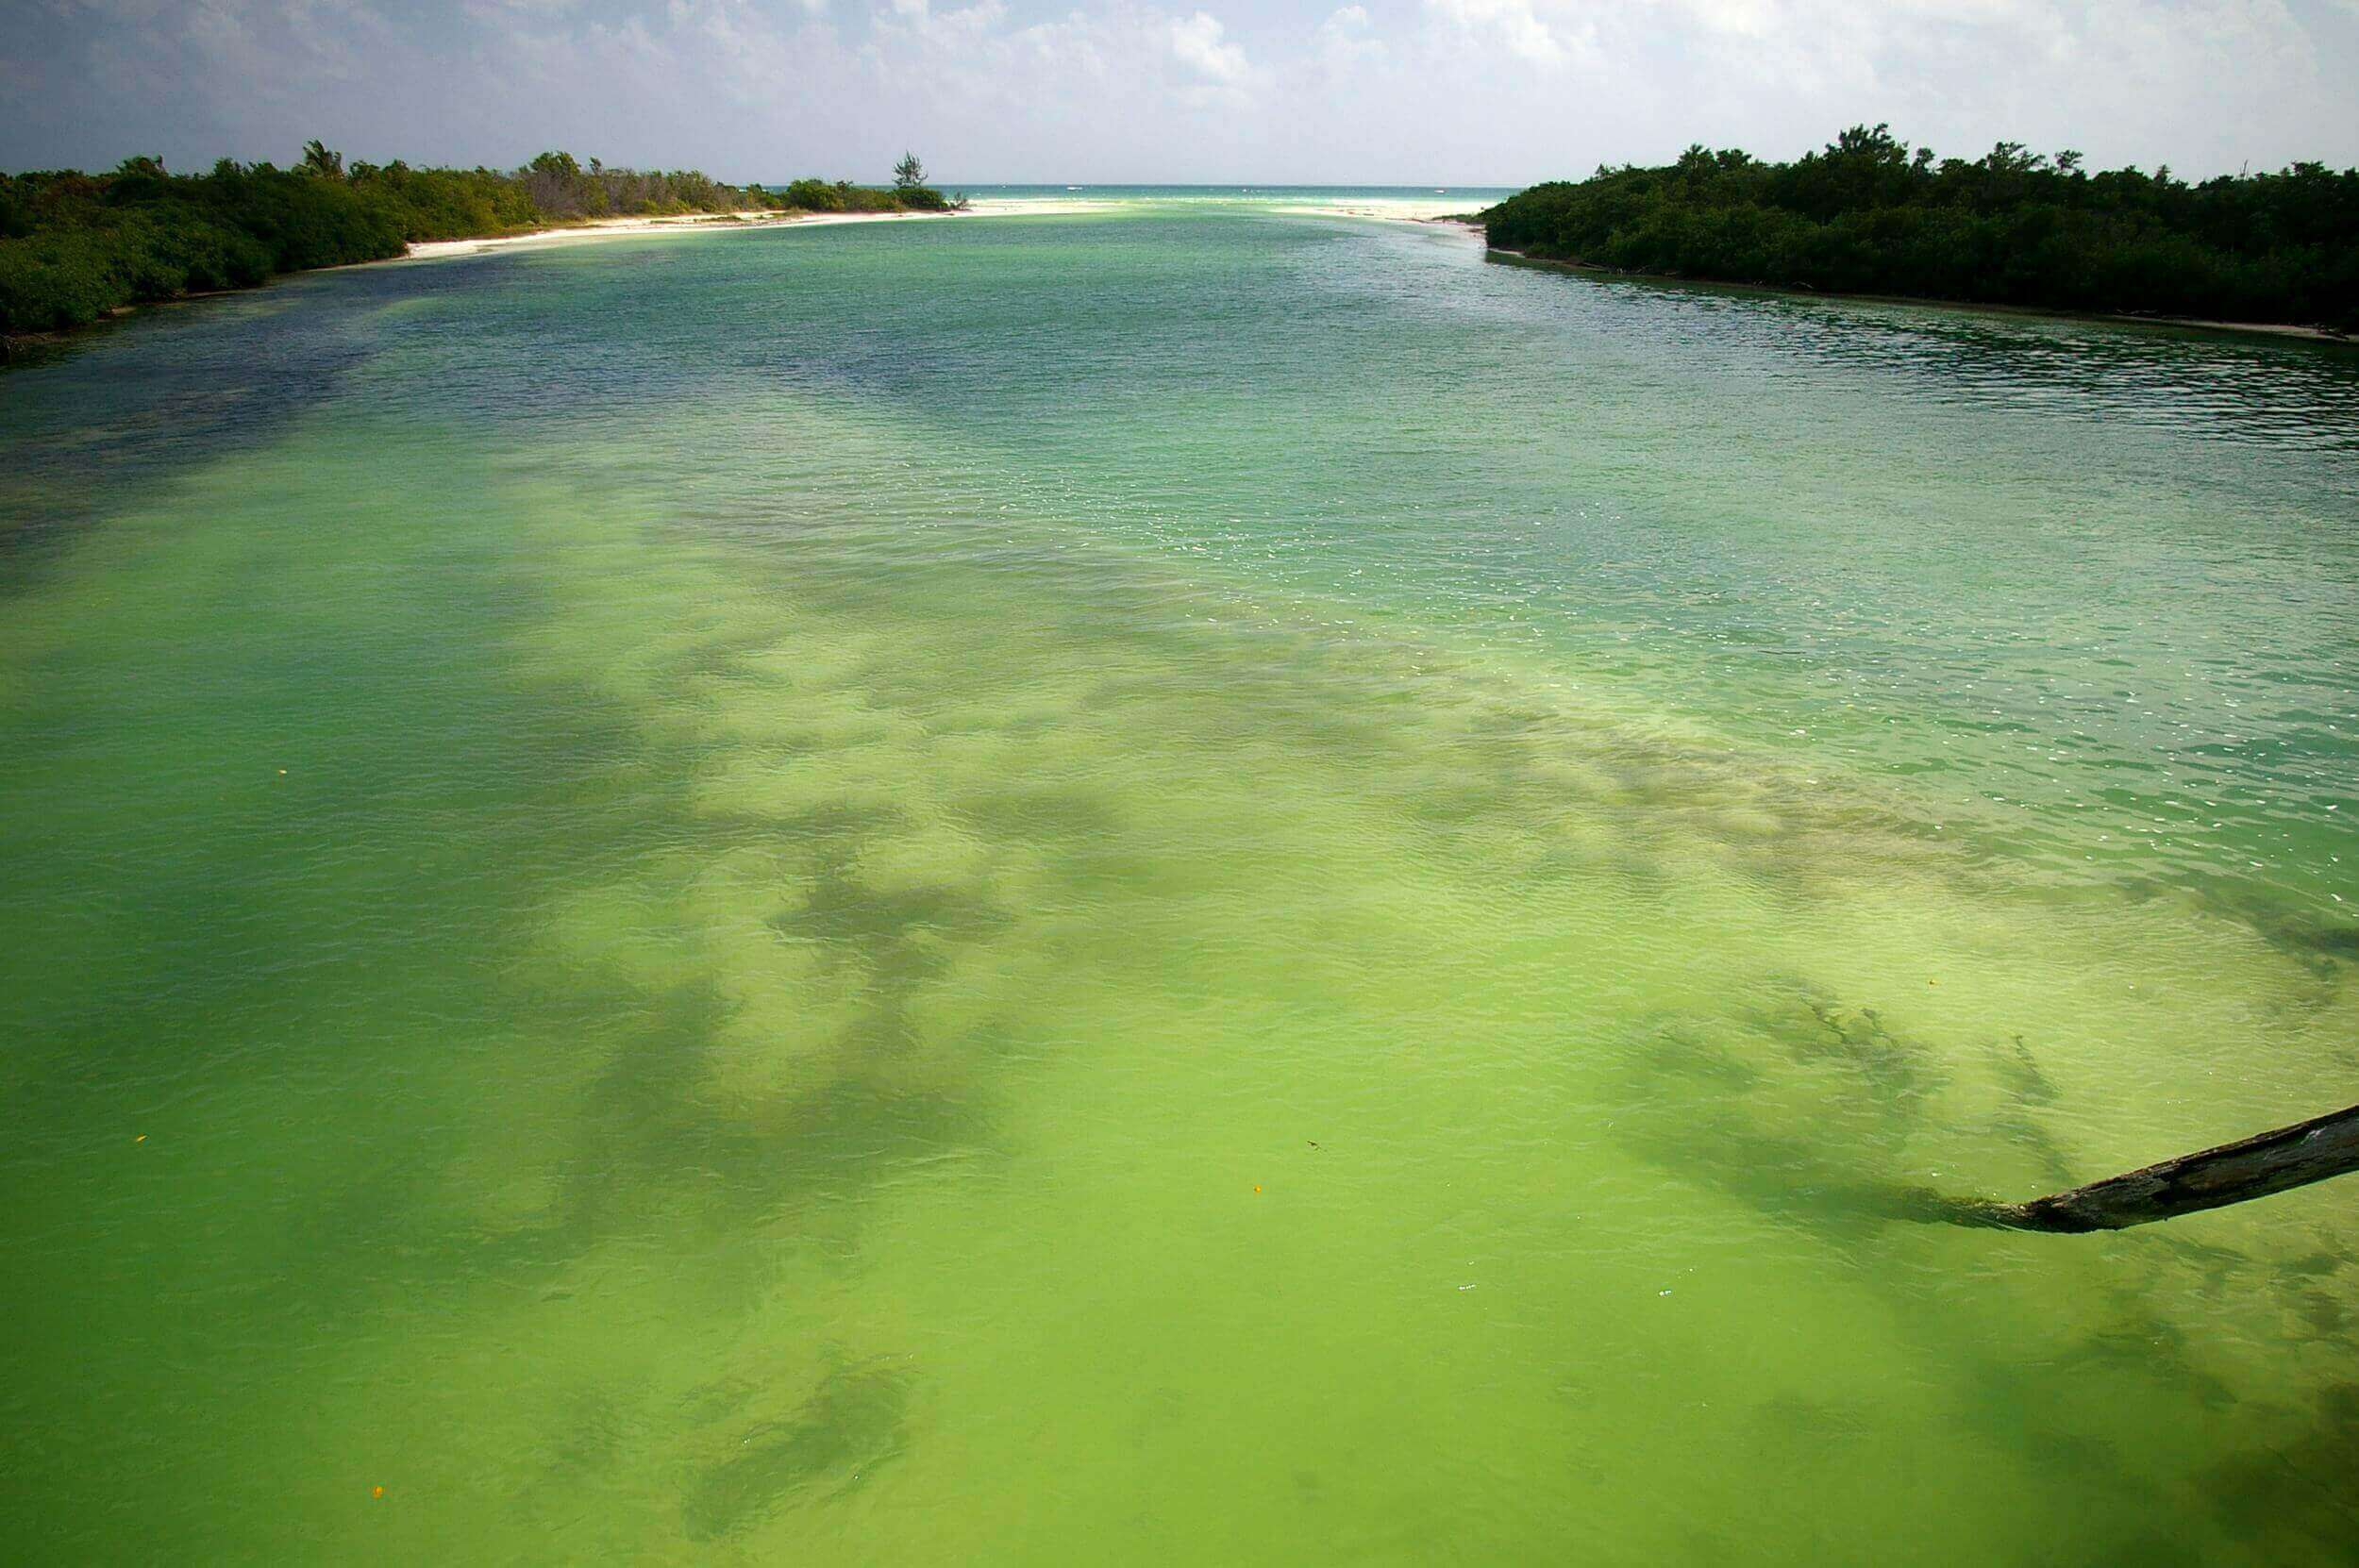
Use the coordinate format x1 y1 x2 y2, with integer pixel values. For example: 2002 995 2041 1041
393 193 1484 263
397 198 1114 262
1268 197 1491 223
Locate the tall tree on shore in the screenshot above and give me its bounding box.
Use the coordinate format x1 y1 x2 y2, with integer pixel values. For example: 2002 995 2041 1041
894 152 928 192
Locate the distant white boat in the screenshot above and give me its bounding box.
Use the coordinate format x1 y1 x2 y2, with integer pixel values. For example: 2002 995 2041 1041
1066 185 1081 191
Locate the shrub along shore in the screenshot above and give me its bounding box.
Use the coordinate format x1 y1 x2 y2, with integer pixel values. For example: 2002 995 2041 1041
0 144 959 353
1481 126 2358 336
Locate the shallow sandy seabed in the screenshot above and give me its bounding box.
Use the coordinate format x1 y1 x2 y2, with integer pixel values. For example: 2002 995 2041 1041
8 200 2354 1565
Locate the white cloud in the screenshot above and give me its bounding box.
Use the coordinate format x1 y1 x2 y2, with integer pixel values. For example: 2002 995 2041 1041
6 0 2356 181
1422 0 1593 66
1315 3 1385 68
1169 9 1251 82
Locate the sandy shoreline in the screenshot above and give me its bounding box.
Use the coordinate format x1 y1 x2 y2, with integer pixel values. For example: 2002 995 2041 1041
1268 198 1491 225
400 209 941 261
396 194 1468 263
397 199 1113 262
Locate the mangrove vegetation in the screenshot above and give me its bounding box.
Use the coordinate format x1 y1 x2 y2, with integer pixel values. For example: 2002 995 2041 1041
0 144 958 348
1481 125 2359 332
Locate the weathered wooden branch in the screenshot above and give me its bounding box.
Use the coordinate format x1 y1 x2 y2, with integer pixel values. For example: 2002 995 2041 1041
1912 1102 2359 1233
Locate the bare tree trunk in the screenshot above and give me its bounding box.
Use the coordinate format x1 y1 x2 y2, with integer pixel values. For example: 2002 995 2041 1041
1919 1102 2359 1233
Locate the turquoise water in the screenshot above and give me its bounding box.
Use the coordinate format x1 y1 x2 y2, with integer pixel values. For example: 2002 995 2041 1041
3 202 2356 1562
950 184 1515 207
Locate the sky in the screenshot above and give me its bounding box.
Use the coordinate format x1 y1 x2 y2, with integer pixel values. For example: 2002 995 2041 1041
4 0 2357 183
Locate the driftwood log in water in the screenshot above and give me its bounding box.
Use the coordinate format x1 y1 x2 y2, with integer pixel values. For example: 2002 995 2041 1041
1917 1102 2359 1233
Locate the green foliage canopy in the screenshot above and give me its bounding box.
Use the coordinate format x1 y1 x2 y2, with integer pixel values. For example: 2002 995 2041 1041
0 146 779 338
779 176 952 214
1481 126 2359 332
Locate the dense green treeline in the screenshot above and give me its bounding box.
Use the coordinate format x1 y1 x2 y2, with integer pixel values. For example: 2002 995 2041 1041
778 153 960 214
0 143 957 344
779 177 954 214
1482 126 2359 332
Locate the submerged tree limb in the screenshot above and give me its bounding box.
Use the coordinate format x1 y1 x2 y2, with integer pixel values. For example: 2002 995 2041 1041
1906 1103 2359 1233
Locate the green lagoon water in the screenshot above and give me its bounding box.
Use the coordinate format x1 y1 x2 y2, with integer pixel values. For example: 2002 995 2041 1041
3 200 2357 1562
